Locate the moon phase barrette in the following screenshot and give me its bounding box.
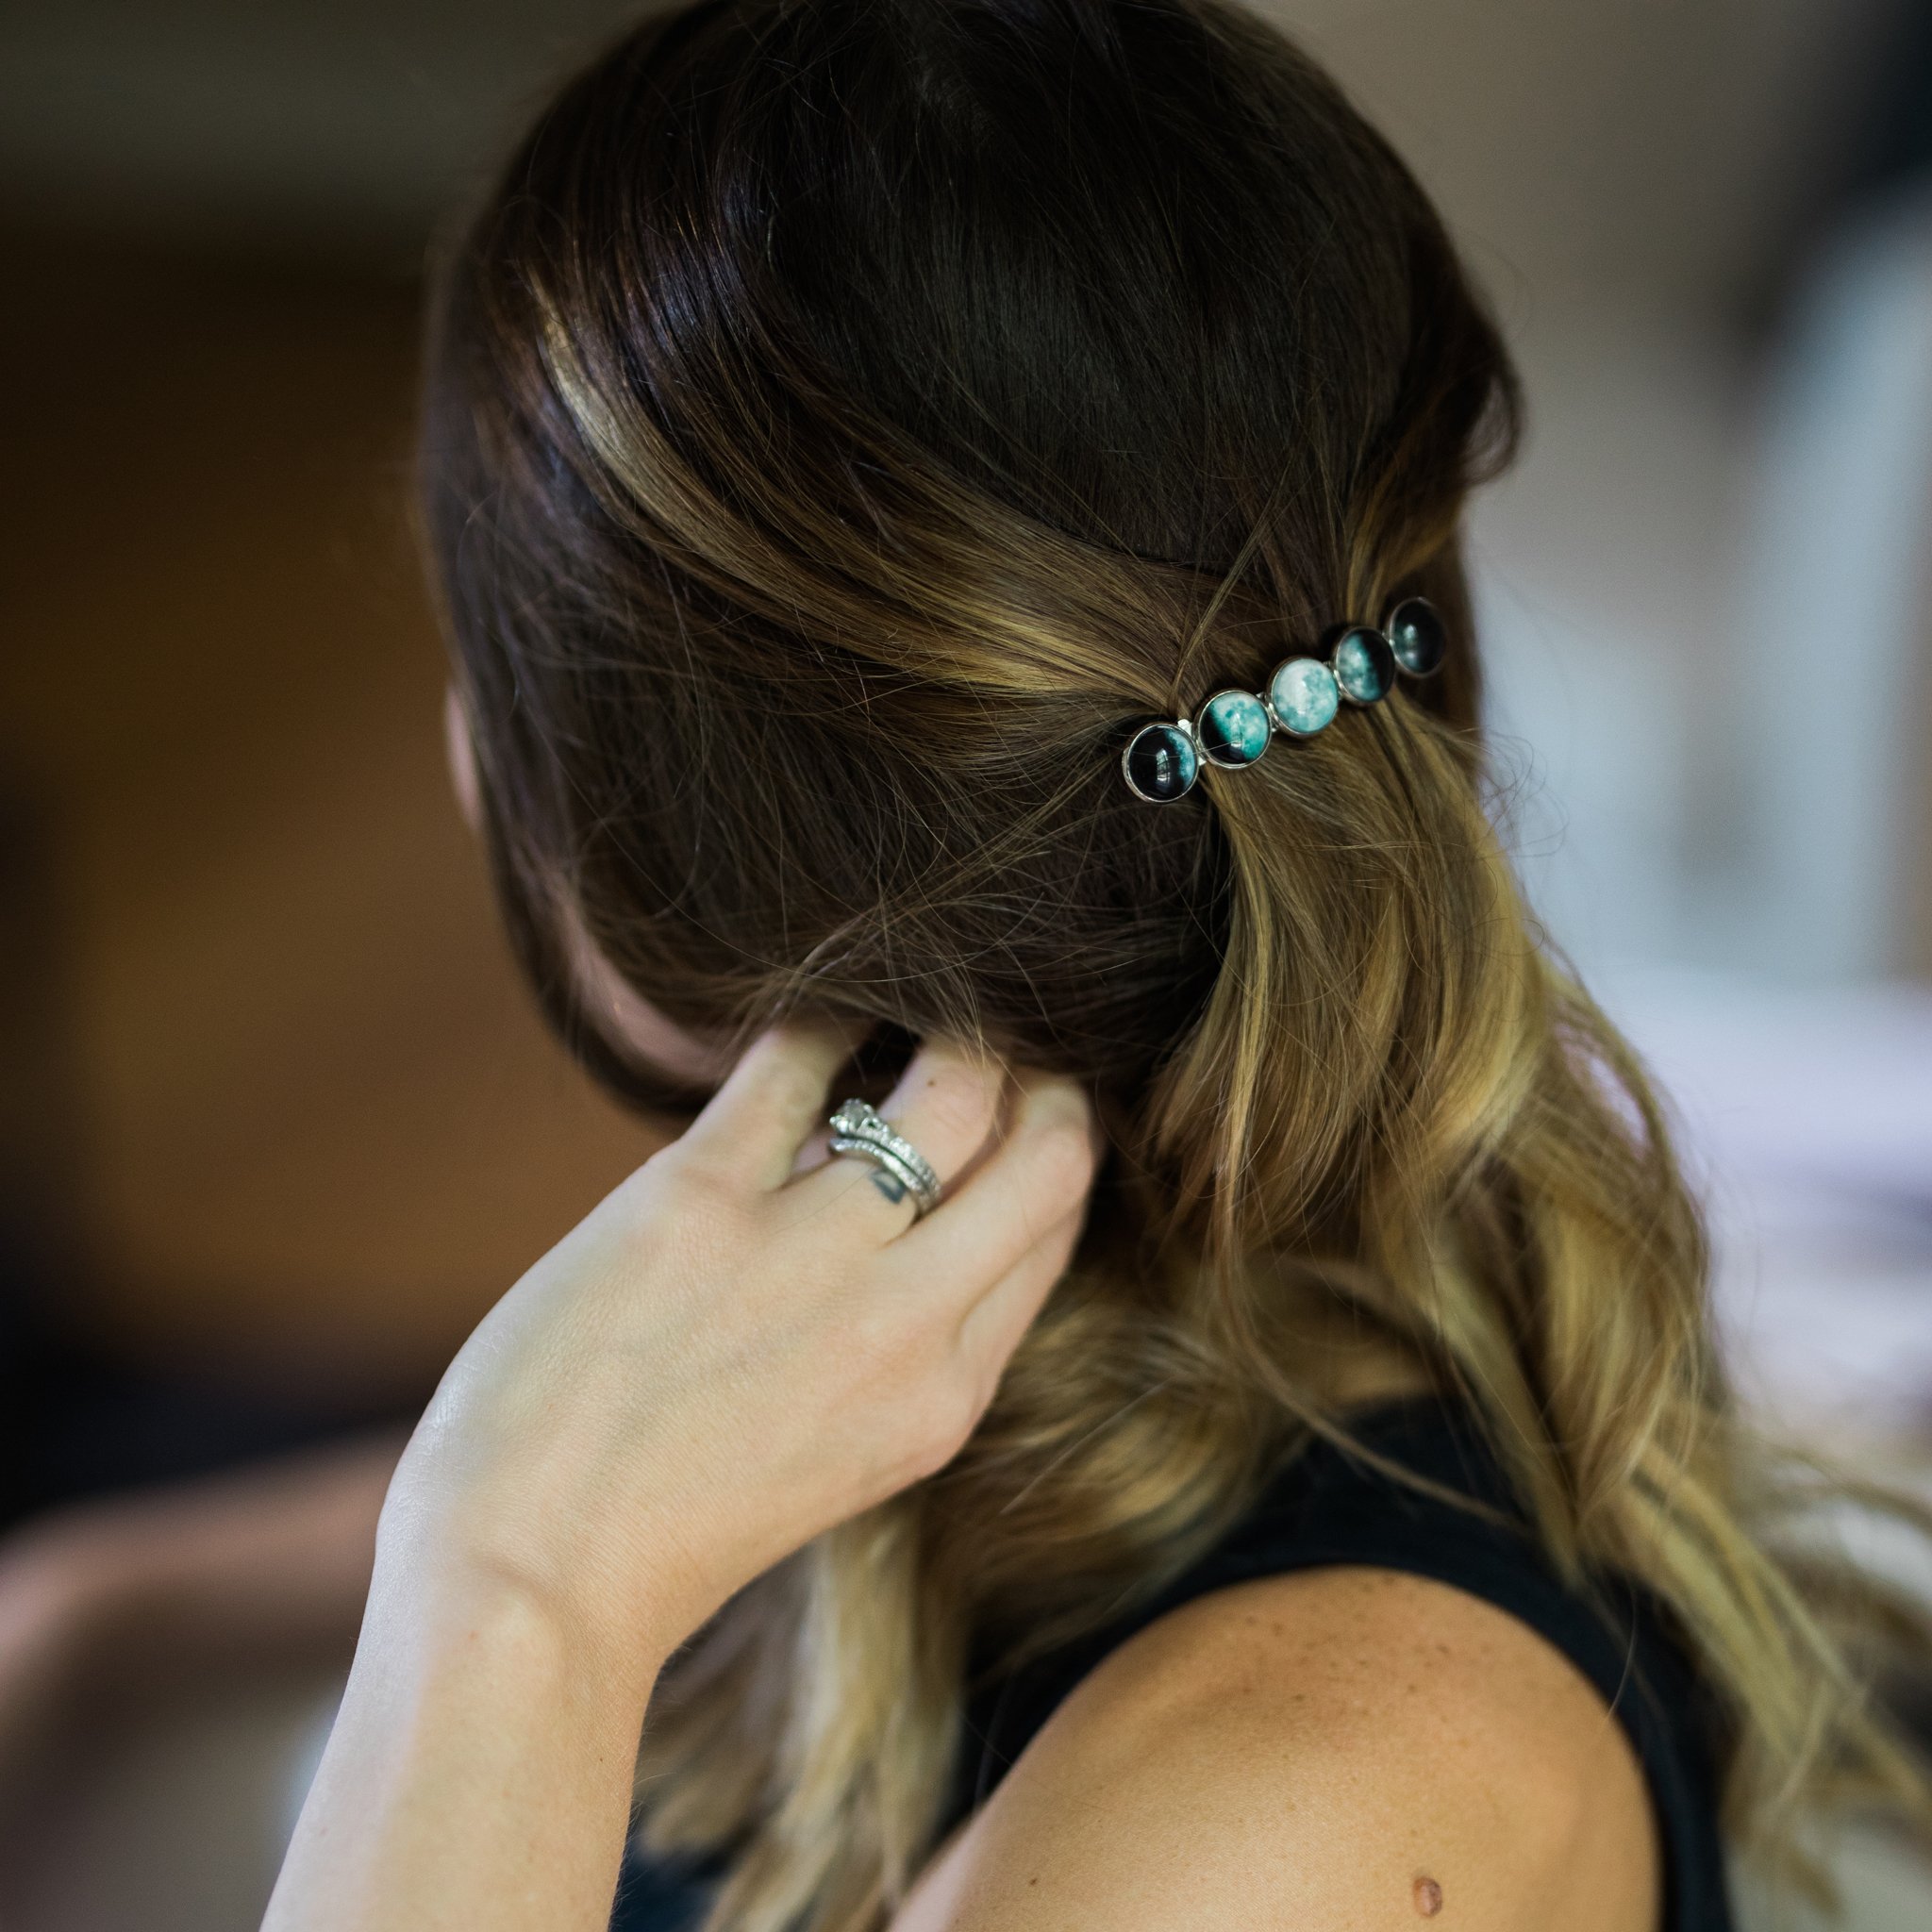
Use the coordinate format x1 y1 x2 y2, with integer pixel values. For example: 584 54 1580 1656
1120 596 1447 804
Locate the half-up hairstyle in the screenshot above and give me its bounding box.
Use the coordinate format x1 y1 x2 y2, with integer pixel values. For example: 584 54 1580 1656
419 1 1932 1925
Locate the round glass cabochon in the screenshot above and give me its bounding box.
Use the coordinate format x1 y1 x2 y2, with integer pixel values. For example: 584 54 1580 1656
1331 625 1397 704
1197 689 1272 767
1122 722 1199 801
1266 657 1341 737
1385 597 1446 675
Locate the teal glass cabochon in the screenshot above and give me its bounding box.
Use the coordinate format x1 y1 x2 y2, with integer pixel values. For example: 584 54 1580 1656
1197 689 1272 766
1330 625 1396 704
1266 657 1341 736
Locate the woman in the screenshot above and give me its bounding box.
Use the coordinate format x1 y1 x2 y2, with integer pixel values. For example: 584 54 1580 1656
263 0 1932 1926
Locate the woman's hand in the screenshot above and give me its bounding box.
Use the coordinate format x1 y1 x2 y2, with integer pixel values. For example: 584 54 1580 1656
265 1028 1096 1932
377 1025 1099 1696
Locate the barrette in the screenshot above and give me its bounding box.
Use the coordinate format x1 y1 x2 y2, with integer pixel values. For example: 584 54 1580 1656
1120 596 1446 804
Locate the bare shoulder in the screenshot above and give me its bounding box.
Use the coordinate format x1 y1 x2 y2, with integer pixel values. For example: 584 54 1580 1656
893 1567 1659 1932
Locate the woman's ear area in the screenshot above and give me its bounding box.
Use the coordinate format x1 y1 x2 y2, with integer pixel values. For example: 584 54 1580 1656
439 680 737 1095
557 898 748 1093
443 682 483 836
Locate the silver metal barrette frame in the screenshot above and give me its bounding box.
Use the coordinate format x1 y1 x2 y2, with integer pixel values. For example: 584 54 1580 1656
1120 595 1446 803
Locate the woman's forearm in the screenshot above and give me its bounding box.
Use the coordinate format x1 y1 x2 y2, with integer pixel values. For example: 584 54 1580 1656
262 1560 666 1932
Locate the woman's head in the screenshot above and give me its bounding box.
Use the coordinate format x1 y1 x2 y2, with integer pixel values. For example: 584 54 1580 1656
422 0 1524 1269
420 2 1929 1924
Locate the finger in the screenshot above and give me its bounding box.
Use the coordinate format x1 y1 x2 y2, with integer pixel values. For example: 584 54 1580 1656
676 1019 864 1189
785 1038 1008 1235
886 1070 1099 1291
953 1200 1087 1397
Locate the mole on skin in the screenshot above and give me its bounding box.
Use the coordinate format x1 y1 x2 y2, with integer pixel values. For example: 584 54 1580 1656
1413 1874 1444 1916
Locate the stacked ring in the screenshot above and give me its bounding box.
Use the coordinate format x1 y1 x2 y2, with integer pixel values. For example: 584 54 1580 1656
1121 595 1445 804
826 1097 944 1218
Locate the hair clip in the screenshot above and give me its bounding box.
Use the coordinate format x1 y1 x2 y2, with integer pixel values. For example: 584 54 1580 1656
1120 596 1445 803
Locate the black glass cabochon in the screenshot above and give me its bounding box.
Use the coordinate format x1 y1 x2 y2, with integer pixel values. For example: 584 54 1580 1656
1385 597 1446 675
1122 723 1199 800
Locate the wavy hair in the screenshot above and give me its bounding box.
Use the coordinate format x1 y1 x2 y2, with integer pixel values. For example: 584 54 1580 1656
418 0 1932 1924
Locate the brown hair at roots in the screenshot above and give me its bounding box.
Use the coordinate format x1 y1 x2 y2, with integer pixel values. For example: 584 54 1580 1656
417 1 1932 1924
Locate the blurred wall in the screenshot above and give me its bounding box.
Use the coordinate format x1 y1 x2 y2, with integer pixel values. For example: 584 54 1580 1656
0 0 1898 299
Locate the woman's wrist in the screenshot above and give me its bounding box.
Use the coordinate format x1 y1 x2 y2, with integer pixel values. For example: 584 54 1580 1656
365 1560 659 1733
364 1484 678 1729
265 1548 665 1932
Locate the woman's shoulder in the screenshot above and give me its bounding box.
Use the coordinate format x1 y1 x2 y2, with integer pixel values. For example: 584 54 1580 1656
893 1561 1659 1932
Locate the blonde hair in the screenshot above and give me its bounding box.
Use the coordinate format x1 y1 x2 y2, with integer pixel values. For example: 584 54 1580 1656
418 0 1932 1923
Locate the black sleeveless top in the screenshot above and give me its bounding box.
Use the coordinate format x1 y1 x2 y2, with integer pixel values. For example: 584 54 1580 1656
609 1394 1733 1930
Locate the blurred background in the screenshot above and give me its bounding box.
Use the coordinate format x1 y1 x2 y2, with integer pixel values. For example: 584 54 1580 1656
1 0 1929 1925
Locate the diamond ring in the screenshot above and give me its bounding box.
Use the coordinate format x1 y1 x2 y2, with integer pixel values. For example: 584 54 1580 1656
825 1097 943 1218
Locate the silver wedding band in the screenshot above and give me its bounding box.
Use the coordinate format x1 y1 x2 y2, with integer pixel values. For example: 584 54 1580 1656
826 1097 943 1218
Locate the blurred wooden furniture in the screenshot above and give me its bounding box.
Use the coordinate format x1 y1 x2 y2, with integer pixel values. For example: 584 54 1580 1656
0 232 658 1400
